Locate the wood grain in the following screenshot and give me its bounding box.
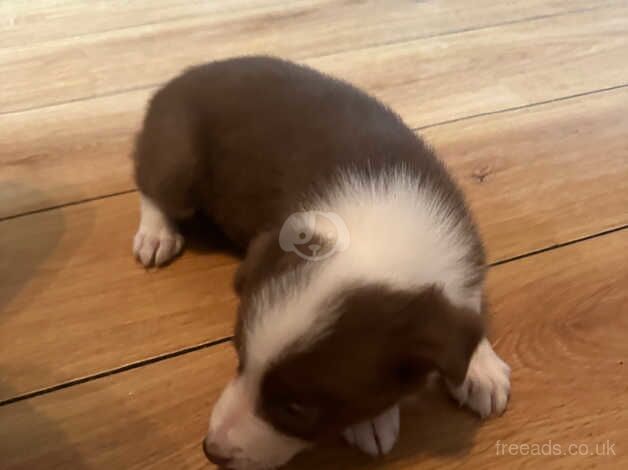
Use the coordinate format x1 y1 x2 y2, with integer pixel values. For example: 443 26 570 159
1 2 624 114
2 229 626 469
2 2 627 469
0 344 235 470
0 194 239 401
310 4 628 129
3 5 628 218
0 0 287 48
0 88 148 218
0 0 610 49
425 87 628 262
2 87 627 401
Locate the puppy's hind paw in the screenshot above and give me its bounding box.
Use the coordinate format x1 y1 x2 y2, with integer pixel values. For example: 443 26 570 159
343 405 400 457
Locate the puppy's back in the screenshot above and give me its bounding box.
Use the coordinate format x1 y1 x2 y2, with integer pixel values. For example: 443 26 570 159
134 56 470 249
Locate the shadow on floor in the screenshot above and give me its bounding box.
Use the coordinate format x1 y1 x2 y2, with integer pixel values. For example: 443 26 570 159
0 183 87 468
178 213 242 258
0 183 67 320
0 382 90 469
286 382 480 469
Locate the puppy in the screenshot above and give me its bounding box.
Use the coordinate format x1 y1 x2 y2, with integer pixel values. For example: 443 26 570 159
132 56 510 469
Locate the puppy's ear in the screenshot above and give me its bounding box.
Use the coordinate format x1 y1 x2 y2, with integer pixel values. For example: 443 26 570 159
334 284 484 388
234 229 304 294
398 286 484 386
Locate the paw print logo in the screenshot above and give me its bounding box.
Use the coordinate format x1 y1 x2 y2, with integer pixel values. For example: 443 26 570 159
279 211 350 261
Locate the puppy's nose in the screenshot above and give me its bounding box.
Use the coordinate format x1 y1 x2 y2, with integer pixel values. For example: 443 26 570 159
202 438 232 467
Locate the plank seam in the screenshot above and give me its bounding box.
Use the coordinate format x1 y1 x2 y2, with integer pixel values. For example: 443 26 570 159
1 224 626 408
416 83 628 131
0 2 617 116
0 189 138 222
489 223 628 267
2 82 627 223
0 336 233 407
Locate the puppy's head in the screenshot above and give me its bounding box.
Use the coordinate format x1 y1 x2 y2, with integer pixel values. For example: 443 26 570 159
204 230 483 470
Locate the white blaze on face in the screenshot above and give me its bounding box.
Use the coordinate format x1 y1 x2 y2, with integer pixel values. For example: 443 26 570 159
206 376 310 470
205 256 339 469
205 167 484 468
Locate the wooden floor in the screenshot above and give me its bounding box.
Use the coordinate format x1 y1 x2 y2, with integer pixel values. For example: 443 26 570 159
1 1 627 468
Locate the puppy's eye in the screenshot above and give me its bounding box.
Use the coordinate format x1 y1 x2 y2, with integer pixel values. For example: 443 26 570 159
277 401 320 428
263 398 324 439
284 402 308 417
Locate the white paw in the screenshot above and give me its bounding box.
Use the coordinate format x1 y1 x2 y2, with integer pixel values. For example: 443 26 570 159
343 405 400 456
133 194 184 267
133 226 184 267
448 338 511 418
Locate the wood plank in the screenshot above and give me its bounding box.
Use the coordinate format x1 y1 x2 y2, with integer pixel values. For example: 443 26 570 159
425 87 628 262
0 1 622 113
0 0 610 50
2 87 627 401
0 88 148 218
2 229 626 469
3 6 628 218
0 193 239 401
311 4 628 129
0 344 234 470
0 0 287 48
0 90 149 219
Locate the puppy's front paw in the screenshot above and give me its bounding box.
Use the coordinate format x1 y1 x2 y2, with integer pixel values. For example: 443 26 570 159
343 405 400 456
133 226 184 267
448 338 511 418
133 194 185 267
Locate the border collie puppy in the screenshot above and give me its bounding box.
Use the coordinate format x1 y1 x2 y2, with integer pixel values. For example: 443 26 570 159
133 56 510 470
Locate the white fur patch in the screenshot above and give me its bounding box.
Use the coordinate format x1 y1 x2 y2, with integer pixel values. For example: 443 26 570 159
206 377 310 470
208 166 489 468
243 166 483 379
448 338 511 417
344 404 400 456
133 193 184 266
317 167 481 309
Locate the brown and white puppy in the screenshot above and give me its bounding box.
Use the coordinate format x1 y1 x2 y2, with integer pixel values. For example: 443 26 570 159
132 56 510 469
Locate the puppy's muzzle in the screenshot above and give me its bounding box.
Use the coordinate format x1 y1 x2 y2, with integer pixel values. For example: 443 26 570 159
202 437 233 467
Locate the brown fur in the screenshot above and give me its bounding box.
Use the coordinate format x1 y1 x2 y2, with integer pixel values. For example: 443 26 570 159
233 229 335 296
133 56 483 269
258 285 483 441
134 56 487 444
